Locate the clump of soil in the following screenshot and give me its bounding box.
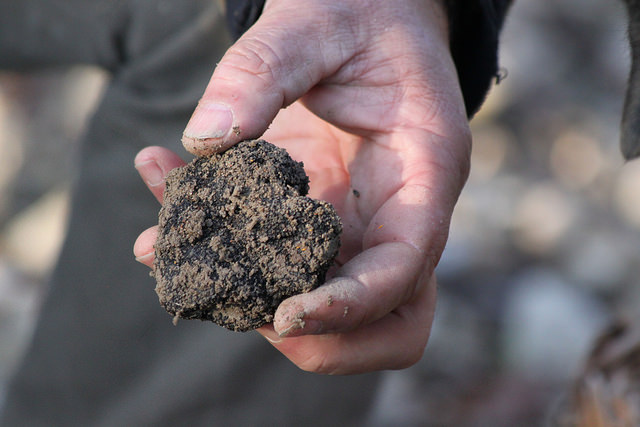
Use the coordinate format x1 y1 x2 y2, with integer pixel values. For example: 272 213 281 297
153 139 342 332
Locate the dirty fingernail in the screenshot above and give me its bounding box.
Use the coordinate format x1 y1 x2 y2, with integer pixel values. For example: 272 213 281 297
135 160 164 187
183 101 233 141
277 317 323 337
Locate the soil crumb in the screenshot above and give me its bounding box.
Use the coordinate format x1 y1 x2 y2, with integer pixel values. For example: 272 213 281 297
153 139 341 332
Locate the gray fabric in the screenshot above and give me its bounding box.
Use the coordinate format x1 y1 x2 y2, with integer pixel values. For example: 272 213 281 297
0 1 378 425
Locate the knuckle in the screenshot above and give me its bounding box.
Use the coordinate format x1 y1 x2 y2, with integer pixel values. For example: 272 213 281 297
219 37 282 89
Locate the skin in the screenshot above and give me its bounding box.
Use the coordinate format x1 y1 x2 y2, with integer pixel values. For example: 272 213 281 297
133 0 471 375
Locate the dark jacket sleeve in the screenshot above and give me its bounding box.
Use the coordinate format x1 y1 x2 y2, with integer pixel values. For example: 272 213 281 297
224 0 266 40
445 0 513 117
224 0 513 118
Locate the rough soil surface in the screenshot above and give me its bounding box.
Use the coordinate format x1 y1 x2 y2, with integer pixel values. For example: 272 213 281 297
153 139 342 332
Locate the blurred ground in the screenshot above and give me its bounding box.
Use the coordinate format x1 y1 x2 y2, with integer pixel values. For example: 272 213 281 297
376 0 638 425
0 0 636 425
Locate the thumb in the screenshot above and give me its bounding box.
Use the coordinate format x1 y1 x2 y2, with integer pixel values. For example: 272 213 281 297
182 2 356 156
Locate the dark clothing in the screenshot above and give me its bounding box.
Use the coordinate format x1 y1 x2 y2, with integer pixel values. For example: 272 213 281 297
444 0 514 117
0 1 378 425
224 0 266 39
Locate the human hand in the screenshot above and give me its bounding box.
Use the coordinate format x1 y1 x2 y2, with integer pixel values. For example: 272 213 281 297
134 0 471 374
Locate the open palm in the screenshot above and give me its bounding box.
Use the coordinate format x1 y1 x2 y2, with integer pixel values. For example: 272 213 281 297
135 0 472 374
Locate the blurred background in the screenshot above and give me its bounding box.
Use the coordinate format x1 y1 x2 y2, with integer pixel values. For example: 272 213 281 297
0 0 635 425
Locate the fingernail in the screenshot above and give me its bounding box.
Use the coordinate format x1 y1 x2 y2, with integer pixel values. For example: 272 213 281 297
183 101 233 140
261 330 283 344
135 252 154 265
276 315 323 337
135 160 164 187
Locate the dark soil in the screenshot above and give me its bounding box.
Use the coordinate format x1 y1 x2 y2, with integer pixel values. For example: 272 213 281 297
153 139 342 332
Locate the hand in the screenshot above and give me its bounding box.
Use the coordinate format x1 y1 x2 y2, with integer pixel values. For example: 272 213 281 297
134 0 471 374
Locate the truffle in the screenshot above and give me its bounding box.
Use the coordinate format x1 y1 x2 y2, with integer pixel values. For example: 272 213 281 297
153 139 342 331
